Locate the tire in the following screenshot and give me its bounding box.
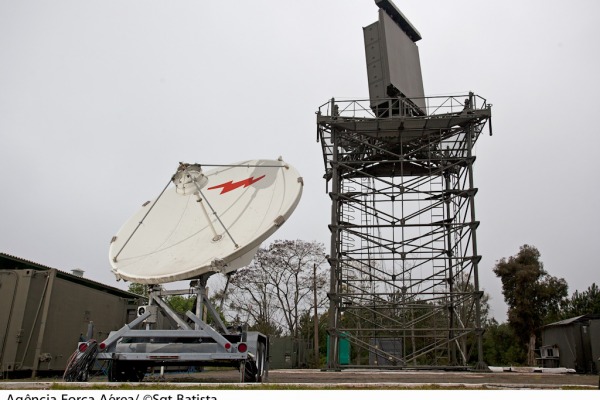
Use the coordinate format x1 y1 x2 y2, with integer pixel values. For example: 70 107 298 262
240 360 258 383
107 361 120 382
256 342 268 383
108 361 146 382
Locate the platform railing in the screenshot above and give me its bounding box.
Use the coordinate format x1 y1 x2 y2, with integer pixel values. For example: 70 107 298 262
317 93 489 119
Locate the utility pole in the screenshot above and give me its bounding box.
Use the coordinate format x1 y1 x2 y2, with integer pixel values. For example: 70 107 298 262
313 262 319 366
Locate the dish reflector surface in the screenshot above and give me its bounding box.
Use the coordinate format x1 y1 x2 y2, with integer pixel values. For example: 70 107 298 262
109 159 303 284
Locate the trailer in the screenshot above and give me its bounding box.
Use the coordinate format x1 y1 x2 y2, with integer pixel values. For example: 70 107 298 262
89 278 268 382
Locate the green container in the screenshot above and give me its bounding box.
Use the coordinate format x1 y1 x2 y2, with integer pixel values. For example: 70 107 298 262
327 333 350 365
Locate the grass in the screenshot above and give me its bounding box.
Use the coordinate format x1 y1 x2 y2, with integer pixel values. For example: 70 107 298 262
47 383 484 390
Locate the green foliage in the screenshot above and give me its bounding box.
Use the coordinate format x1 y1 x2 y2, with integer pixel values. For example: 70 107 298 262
127 282 148 296
560 283 600 319
493 244 568 365
247 316 284 337
167 294 228 327
297 310 329 367
166 295 195 314
482 319 526 365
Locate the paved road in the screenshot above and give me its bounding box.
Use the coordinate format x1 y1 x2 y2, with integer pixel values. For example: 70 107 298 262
161 368 599 389
1 369 598 389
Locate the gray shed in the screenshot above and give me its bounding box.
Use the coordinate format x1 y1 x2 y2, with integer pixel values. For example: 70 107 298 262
540 315 600 374
0 253 143 377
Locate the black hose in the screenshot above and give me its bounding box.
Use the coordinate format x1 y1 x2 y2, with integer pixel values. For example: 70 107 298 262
63 340 99 382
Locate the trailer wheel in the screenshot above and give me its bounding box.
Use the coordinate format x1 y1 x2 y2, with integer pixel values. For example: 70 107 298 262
239 359 258 383
108 361 147 382
107 360 120 382
256 342 268 383
239 360 246 382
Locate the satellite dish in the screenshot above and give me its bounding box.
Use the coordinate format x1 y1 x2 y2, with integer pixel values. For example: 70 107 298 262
109 159 303 284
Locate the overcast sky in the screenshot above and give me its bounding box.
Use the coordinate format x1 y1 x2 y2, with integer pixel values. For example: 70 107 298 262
1 0 599 322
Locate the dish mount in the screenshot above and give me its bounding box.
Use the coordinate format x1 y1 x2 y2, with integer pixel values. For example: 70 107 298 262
65 158 303 383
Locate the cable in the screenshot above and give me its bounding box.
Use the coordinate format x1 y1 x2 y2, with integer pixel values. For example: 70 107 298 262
63 340 99 382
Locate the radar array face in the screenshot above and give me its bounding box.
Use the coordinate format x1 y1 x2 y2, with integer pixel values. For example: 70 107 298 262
109 159 303 284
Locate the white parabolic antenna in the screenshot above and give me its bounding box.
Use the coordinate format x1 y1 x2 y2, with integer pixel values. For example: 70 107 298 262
109 159 303 284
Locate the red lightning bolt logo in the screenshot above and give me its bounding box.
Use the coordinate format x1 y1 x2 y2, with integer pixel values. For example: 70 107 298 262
207 175 266 194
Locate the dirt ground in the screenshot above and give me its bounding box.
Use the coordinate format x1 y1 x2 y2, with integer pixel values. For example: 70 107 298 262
2 368 598 390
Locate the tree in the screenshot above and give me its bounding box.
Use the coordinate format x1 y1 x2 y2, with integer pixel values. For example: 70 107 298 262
482 319 526 366
560 283 600 319
166 295 195 315
493 244 568 365
127 283 203 321
225 267 284 336
127 282 148 297
297 310 329 367
225 240 327 338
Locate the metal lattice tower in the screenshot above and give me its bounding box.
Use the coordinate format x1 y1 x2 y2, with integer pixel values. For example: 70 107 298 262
318 93 492 369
